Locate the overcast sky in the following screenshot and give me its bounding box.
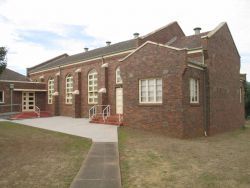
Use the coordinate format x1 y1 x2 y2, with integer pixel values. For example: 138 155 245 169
0 0 250 80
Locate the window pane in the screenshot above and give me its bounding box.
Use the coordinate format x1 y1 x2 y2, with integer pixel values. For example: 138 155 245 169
140 78 162 103
141 97 146 102
0 91 3 102
141 80 146 87
148 79 155 86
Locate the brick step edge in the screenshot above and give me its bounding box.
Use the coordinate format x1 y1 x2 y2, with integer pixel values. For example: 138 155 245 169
90 120 123 126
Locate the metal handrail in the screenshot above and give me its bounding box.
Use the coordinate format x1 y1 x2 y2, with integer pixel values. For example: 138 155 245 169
35 106 40 117
89 105 111 121
102 105 110 121
89 105 96 119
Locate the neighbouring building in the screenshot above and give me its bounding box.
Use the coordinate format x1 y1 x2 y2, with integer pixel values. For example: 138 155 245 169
0 68 46 114
1 21 246 138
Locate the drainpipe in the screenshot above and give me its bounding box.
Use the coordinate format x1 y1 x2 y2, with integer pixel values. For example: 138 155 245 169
9 84 14 112
203 67 209 136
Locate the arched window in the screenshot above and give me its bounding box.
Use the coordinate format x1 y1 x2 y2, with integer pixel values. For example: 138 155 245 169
88 69 98 104
65 74 73 104
48 77 54 104
116 66 122 84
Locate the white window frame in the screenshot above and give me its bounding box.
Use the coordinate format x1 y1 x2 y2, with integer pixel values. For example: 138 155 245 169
139 78 162 104
190 78 199 104
48 78 54 104
116 66 122 84
65 74 73 104
88 69 98 104
0 90 4 103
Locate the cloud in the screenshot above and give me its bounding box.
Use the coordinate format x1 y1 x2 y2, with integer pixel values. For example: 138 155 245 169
0 0 249 78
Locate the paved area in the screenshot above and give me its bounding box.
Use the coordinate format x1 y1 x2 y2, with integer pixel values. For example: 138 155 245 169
70 142 121 188
11 116 118 142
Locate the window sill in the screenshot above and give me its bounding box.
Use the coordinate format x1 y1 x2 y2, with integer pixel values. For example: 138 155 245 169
65 103 73 105
190 103 200 107
139 103 162 107
115 84 123 88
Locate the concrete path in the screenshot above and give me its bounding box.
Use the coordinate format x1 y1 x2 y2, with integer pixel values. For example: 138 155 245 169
70 142 121 188
11 116 118 142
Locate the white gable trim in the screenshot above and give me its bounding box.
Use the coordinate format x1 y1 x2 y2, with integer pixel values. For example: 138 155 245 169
0 80 44 84
119 41 185 62
188 63 205 70
201 22 226 39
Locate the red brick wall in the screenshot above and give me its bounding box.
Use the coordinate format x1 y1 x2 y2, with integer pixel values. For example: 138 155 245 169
182 67 205 137
0 81 46 113
28 52 131 118
203 23 244 135
121 42 187 137
139 22 185 45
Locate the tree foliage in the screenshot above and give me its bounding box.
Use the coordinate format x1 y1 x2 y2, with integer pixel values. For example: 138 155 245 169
245 81 250 118
0 47 7 74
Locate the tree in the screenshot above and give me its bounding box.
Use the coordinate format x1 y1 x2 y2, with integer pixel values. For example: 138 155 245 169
0 47 7 74
245 81 250 118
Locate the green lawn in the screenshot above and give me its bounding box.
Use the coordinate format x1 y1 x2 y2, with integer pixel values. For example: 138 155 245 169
0 121 91 188
119 122 250 188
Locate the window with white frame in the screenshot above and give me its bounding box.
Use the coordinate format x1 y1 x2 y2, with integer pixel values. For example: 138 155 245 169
190 78 199 103
139 78 162 103
116 66 122 84
88 69 98 104
65 74 73 104
48 78 54 104
0 91 4 103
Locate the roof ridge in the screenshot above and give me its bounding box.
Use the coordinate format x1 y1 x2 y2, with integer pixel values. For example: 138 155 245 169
140 21 180 39
28 53 68 71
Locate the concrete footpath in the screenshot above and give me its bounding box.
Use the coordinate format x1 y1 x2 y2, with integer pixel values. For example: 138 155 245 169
70 142 121 188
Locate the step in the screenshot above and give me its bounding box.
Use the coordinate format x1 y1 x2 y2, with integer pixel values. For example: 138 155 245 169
9 111 52 120
90 120 122 126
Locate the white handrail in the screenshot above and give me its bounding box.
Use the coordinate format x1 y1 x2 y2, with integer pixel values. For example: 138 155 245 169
102 105 110 121
35 106 40 117
89 105 96 120
89 105 110 121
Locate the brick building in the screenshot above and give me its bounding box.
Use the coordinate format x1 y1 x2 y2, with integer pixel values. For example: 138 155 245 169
1 21 245 137
0 68 46 114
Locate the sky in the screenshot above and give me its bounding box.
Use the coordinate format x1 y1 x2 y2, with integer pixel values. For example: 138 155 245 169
0 0 250 80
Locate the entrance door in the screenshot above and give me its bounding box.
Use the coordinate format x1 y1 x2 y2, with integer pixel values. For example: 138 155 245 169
22 92 35 111
116 88 123 114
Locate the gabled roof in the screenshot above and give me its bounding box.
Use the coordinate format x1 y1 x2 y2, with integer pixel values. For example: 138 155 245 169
0 68 29 81
170 32 209 49
29 39 138 73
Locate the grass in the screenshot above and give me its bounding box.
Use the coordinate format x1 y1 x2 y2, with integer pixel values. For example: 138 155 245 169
119 122 250 188
0 121 91 188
